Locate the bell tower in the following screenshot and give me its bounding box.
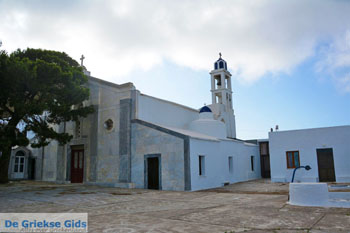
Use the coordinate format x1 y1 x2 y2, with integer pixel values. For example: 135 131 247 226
210 53 233 110
208 53 236 138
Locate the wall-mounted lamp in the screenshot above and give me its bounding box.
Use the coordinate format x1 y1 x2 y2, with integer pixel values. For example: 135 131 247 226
291 165 311 183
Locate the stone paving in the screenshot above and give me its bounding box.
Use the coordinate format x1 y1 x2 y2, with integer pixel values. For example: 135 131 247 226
0 179 350 232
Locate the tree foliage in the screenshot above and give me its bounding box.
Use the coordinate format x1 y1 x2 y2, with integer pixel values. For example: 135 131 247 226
0 48 94 183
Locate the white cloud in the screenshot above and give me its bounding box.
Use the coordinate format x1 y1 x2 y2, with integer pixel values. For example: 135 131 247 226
1 0 350 84
316 30 350 93
337 74 350 93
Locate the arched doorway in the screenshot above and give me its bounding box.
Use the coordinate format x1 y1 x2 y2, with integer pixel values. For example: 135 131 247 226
9 147 36 180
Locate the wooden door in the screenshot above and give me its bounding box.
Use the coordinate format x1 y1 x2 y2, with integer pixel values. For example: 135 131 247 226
261 155 271 178
147 157 159 190
259 142 271 178
317 148 335 182
71 149 84 183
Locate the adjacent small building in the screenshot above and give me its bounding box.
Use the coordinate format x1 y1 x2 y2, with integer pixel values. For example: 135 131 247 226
269 125 350 183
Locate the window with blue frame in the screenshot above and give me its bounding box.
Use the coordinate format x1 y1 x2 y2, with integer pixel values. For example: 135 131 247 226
286 151 300 169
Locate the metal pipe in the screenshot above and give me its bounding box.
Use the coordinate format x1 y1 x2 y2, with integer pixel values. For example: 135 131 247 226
291 165 311 183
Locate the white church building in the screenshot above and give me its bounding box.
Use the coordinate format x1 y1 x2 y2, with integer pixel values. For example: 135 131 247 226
8 54 350 189
8 55 261 191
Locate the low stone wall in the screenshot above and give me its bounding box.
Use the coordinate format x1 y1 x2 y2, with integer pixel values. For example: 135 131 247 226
289 183 350 208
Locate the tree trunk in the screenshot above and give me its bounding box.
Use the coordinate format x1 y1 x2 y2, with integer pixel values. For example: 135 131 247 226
0 117 21 184
0 146 11 184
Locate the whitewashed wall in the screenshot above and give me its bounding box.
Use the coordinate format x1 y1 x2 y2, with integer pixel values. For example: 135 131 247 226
190 138 260 191
269 126 350 183
137 94 198 129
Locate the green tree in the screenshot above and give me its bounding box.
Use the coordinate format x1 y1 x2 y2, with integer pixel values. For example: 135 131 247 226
0 48 94 183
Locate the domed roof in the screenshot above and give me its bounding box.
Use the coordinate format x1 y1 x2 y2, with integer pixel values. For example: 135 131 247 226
214 53 227 70
199 106 212 113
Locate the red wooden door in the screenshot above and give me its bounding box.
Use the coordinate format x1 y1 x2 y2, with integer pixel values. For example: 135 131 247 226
71 149 84 183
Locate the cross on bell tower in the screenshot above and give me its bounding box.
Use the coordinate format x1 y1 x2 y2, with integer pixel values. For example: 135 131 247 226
210 53 233 110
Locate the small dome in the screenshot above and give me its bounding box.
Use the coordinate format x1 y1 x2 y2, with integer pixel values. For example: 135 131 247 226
199 106 212 113
214 53 227 70
189 114 227 139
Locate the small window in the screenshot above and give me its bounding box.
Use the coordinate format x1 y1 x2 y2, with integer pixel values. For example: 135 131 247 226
219 61 224 69
286 151 300 169
79 152 83 169
74 152 78 169
250 156 254 171
19 157 24 172
199 155 205 176
228 156 233 174
104 119 114 130
14 157 19 172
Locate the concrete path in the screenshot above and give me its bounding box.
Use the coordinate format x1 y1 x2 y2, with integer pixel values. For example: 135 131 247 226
0 179 349 232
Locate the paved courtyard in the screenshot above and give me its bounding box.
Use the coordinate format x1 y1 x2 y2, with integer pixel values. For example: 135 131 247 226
1 179 350 233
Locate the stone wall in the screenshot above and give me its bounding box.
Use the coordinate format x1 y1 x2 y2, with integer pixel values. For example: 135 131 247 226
42 139 58 181
131 120 187 191
36 77 136 185
82 78 136 185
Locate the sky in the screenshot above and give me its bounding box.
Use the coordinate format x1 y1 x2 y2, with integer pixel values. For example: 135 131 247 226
1 0 350 139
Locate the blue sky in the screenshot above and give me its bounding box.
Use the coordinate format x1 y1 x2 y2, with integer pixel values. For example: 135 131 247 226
1 0 349 139
123 54 350 139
